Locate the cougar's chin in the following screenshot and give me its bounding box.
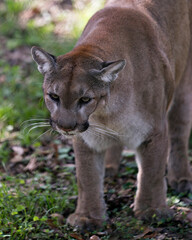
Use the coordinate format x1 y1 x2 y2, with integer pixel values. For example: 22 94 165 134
56 127 77 137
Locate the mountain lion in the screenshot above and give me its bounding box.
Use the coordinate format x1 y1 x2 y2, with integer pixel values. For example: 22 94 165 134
31 0 192 230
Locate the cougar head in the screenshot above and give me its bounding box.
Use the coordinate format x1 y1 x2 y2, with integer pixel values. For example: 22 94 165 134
31 46 125 136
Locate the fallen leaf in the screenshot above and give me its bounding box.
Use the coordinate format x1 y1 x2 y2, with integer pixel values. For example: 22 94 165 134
69 233 84 240
0 75 6 84
10 155 23 163
177 206 191 212
24 158 37 171
134 227 155 239
12 146 25 155
10 146 26 163
144 232 158 239
90 235 101 240
63 164 75 168
96 232 107 236
155 234 166 240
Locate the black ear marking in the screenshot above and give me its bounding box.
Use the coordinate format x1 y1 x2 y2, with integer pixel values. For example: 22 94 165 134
102 61 118 68
47 53 57 63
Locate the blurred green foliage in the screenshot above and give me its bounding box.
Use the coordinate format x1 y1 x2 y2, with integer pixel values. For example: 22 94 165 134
0 0 105 146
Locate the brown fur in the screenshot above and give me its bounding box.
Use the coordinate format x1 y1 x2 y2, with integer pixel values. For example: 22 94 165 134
32 0 192 230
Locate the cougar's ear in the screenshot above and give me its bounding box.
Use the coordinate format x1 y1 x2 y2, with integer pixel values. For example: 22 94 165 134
31 46 57 74
89 59 126 83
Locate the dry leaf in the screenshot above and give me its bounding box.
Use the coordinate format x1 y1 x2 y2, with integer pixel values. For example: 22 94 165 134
69 233 84 240
134 227 155 239
12 146 25 155
144 232 158 239
90 235 101 240
63 164 75 168
0 75 6 84
10 155 23 163
24 158 37 171
177 206 191 212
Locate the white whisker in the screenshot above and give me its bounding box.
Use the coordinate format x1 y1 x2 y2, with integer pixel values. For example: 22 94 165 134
86 123 120 141
21 119 49 126
86 128 101 138
88 128 108 139
27 125 50 134
94 129 119 141
23 122 50 131
94 127 118 136
33 128 52 143
90 124 119 135
51 130 58 137
49 129 54 135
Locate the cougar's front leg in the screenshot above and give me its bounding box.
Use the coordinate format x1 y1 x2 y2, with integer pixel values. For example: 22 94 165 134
67 137 106 230
134 125 173 220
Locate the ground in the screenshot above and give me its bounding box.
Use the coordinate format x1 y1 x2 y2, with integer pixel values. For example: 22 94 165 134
1 140 192 239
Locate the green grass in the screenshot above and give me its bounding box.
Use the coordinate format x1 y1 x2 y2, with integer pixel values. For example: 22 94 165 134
0 173 77 239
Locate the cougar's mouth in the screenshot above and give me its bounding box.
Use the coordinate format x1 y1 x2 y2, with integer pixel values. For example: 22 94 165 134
58 129 77 136
49 119 89 137
54 125 77 137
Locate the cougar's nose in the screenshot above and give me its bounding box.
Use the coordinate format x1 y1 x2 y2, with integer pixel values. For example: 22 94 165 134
50 119 76 132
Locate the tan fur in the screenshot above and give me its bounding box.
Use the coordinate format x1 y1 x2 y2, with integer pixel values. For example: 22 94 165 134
32 0 192 230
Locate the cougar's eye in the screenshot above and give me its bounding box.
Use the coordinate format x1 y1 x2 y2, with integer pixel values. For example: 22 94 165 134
80 97 91 104
49 93 60 102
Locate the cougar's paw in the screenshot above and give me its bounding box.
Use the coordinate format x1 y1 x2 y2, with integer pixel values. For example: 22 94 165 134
67 213 106 231
135 207 174 222
169 179 192 193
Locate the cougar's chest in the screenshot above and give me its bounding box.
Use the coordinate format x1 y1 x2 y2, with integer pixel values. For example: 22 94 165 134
80 114 152 152
80 128 118 152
